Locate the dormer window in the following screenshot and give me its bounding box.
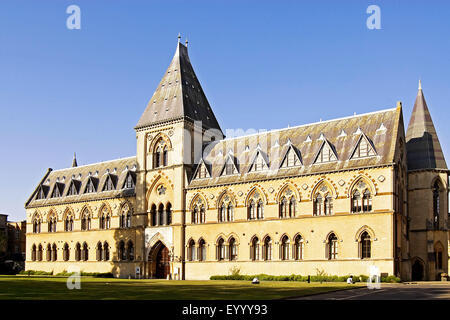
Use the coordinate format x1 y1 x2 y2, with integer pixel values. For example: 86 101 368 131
221 155 239 176
351 134 377 159
67 180 80 196
314 140 338 164
194 160 210 179
84 177 98 194
103 174 117 191
51 183 64 198
35 185 49 200
280 145 302 168
249 150 269 172
123 171 136 189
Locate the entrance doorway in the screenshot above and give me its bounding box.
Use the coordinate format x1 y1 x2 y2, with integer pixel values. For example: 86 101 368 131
412 259 424 281
148 241 171 279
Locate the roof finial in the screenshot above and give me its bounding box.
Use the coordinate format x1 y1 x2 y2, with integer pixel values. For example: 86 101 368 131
418 79 422 90
72 152 78 167
185 38 188 47
177 33 181 43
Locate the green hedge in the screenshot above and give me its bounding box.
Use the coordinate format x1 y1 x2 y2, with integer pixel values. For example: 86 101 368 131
210 273 401 283
19 270 113 278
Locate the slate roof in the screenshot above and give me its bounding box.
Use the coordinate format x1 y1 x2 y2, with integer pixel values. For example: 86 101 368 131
135 42 223 133
188 107 401 188
405 83 447 171
25 157 137 208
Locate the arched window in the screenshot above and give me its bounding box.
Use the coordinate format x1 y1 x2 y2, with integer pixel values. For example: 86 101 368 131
294 234 304 260
31 244 36 261
96 242 103 261
218 194 234 222
351 179 373 213
150 204 157 226
198 239 206 261
82 242 88 261
47 213 57 232
119 241 126 261
313 184 333 216
327 233 338 260
217 238 225 261
103 242 110 261
435 242 444 270
167 203 172 225
360 232 371 259
433 182 441 230
46 243 51 261
263 237 272 261
229 237 237 261
75 243 81 261
248 191 264 220
153 138 169 168
52 243 57 261
188 239 196 261
158 203 164 226
127 241 134 261
250 237 260 261
191 198 205 224
37 244 43 261
63 243 70 261
120 203 132 228
64 214 74 232
280 235 289 260
279 188 297 218
289 197 296 217
81 208 91 231
280 197 288 218
32 215 41 233
100 206 111 230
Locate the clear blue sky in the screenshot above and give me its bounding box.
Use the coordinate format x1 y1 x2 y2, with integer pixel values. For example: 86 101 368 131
1 0 449 221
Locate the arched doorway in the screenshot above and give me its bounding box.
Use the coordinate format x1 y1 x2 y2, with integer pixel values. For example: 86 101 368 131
412 259 424 281
148 241 171 279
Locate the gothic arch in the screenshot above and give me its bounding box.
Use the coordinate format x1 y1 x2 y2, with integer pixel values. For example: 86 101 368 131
430 176 446 189
46 208 57 222
276 182 301 203
227 233 240 245
98 202 112 218
324 230 340 243
245 186 268 206
189 193 209 211
279 233 291 242
148 132 173 152
62 207 75 220
347 175 377 198
216 189 237 208
354 225 376 241
310 179 337 200
32 210 42 221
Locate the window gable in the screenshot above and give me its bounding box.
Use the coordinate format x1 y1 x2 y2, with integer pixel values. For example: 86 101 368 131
103 174 117 191
314 140 338 164
249 151 269 172
84 177 98 194
280 145 302 168
194 160 211 180
35 185 49 200
350 134 377 159
221 156 239 176
123 171 136 189
51 182 64 198
67 180 81 196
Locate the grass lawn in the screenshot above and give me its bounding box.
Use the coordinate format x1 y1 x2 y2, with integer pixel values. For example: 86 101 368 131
0 275 362 300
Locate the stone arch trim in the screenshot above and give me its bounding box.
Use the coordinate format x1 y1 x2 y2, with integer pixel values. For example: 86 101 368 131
309 178 338 200
215 188 237 208
346 175 377 198
189 192 209 211
293 232 305 242
262 234 272 243
430 176 447 189
62 207 75 220
148 132 173 152
119 200 133 215
46 208 57 222
275 181 301 203
324 230 340 243
80 204 92 218
31 210 42 221
244 184 269 206
227 233 240 245
279 233 291 242
354 225 376 241
98 202 112 218
146 173 174 202
215 233 227 244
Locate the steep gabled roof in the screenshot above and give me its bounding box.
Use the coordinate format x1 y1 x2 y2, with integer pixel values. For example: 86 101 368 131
136 41 222 133
406 82 447 170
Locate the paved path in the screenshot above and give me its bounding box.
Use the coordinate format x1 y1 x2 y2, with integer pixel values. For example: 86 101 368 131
292 282 450 300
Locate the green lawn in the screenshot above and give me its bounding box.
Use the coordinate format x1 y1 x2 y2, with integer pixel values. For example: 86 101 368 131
0 275 361 300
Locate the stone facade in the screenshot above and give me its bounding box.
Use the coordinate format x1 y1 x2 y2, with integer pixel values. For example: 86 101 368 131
24 41 448 281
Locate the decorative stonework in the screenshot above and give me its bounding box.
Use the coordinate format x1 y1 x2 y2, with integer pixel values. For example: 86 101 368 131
168 130 174 137
338 179 345 186
237 191 243 197
378 175 385 182
302 184 308 190
209 194 214 199
269 187 274 193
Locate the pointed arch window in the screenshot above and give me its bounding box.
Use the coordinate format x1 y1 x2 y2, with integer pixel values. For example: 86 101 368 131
217 238 225 261
119 241 126 261
191 199 205 224
31 244 37 261
360 232 371 259
435 242 443 270
81 208 91 231
263 237 272 261
63 243 70 261
313 184 333 216
198 239 206 261
294 235 304 260
82 242 88 261
103 242 110 261
153 138 169 168
250 237 260 261
46 243 51 261
75 243 81 261
32 215 42 233
127 241 134 261
280 236 290 260
327 233 338 260
64 214 74 232
37 244 43 261
100 206 111 230
279 188 297 218
150 204 157 226
218 195 234 222
229 237 237 261
351 180 372 213
52 243 57 261
47 214 57 232
188 239 196 261
96 242 103 261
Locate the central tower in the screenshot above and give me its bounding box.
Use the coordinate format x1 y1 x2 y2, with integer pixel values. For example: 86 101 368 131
134 39 223 279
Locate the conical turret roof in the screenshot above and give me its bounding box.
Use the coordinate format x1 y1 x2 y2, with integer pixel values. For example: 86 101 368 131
406 82 447 170
136 41 222 133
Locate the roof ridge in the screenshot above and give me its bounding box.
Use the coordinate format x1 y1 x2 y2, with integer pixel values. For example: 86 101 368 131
221 107 397 142
51 156 136 173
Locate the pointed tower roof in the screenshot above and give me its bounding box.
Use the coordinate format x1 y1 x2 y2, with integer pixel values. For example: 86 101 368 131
72 153 78 168
135 41 223 133
405 82 447 170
